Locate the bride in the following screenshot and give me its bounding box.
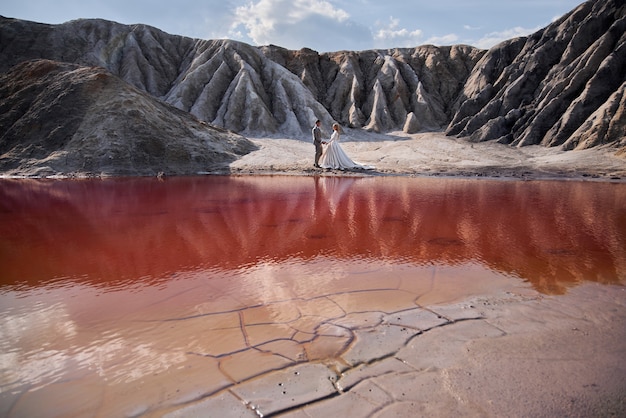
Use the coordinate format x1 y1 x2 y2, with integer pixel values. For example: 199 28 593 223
319 123 374 170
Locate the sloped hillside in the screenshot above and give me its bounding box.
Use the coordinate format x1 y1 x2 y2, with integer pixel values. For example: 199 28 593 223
0 16 483 138
0 59 256 176
446 0 625 151
259 44 483 133
0 0 624 152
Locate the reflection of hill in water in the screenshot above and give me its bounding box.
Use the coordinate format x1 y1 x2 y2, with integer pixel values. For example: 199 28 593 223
1 176 625 294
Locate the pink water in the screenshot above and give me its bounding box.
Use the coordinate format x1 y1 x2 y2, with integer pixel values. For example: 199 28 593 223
0 175 624 416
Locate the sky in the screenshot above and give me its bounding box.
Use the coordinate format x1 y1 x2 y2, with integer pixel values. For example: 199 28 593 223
2 0 584 52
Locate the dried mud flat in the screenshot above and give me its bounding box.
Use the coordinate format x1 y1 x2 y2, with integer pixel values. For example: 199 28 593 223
161 283 626 417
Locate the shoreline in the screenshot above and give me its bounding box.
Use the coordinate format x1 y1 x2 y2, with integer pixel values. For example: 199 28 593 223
1 132 625 181
228 132 626 181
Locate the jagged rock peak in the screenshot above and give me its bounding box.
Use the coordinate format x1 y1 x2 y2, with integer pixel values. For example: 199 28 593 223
447 0 626 151
0 16 483 138
1 0 623 151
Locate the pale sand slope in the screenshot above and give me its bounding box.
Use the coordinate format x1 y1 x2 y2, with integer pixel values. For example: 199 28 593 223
229 131 626 179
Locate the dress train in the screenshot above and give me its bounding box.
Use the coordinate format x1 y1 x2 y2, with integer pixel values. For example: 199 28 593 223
319 131 374 170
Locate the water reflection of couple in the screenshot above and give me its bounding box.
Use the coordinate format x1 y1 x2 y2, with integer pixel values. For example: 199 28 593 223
312 120 374 170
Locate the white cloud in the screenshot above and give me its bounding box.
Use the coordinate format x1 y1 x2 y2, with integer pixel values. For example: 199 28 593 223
2 0 583 52
228 0 368 51
472 25 542 49
373 17 423 48
424 33 460 47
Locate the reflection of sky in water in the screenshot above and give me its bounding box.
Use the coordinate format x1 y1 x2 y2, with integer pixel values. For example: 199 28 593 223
0 176 625 412
0 290 186 393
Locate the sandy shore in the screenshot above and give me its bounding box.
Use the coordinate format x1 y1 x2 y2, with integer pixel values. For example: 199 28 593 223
229 131 626 180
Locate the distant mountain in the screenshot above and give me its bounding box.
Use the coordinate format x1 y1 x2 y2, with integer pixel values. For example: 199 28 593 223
0 16 483 139
0 0 624 177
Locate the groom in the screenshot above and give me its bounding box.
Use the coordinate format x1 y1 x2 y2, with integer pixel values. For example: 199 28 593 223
312 119 324 168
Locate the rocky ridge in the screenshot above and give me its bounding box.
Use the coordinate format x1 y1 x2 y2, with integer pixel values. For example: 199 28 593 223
0 16 483 139
447 0 626 151
0 0 625 177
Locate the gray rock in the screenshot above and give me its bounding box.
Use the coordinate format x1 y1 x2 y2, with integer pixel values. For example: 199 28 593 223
0 0 624 174
0 59 256 176
446 0 625 152
403 112 421 133
0 16 482 139
561 81 626 151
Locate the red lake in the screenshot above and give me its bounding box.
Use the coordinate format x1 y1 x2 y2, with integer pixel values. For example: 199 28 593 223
0 175 624 416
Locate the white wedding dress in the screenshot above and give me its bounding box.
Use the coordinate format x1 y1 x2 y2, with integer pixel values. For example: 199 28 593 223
319 131 374 170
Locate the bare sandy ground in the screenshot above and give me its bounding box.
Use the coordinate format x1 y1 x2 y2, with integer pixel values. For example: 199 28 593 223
229 131 626 180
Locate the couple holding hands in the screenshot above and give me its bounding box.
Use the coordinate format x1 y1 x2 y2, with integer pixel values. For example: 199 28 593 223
312 120 374 171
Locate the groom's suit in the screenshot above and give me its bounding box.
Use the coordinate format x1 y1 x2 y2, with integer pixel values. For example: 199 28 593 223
312 124 323 166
